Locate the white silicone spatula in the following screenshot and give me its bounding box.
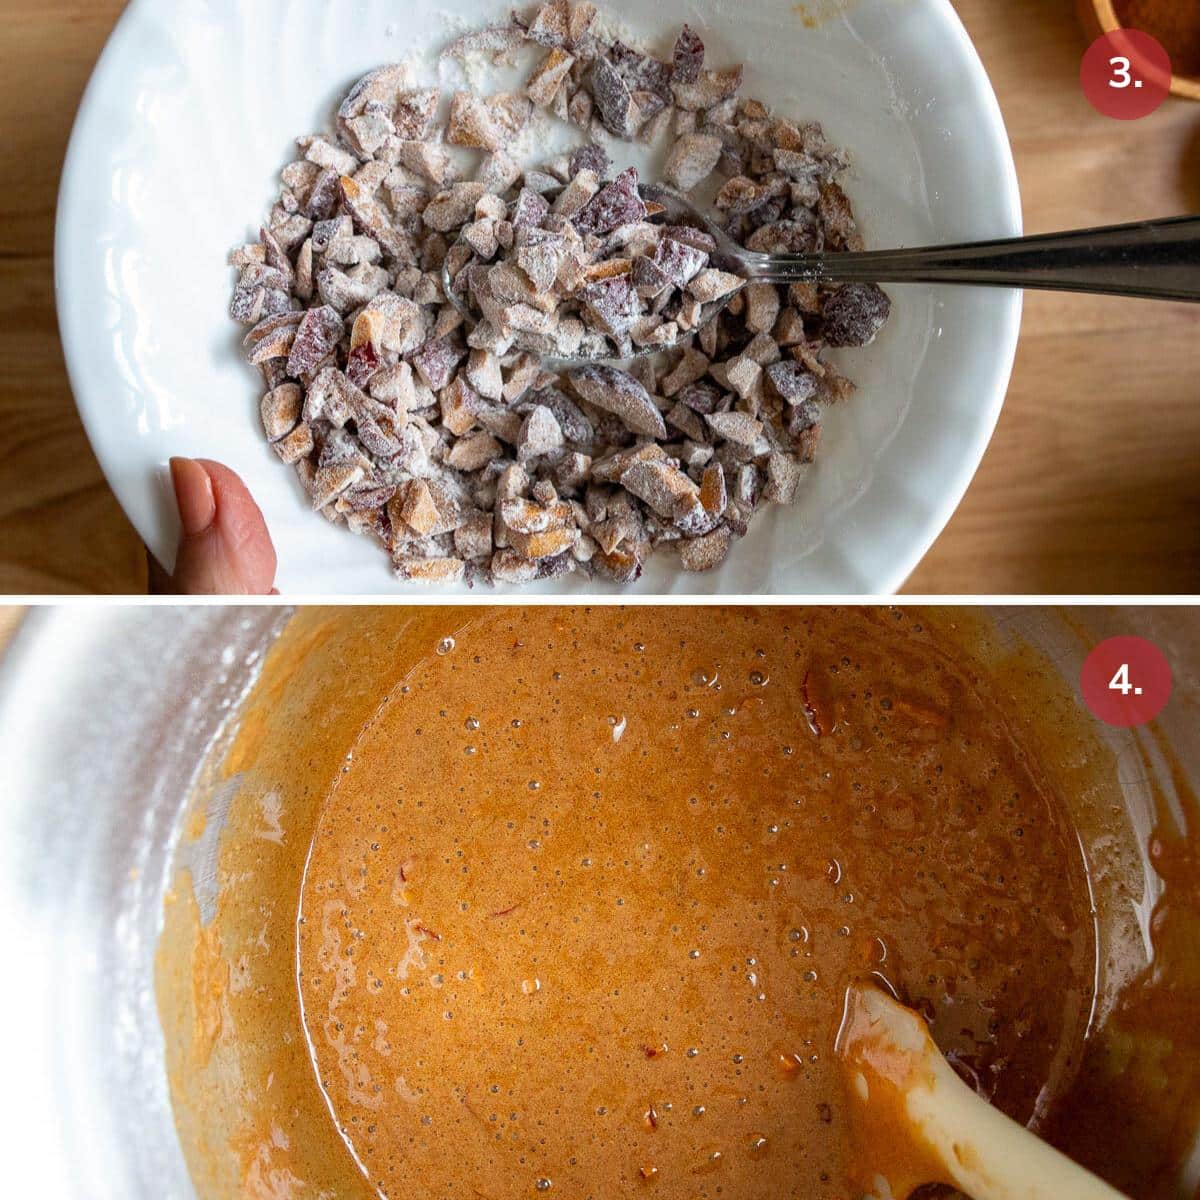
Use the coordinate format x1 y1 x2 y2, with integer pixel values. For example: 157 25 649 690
836 983 1129 1200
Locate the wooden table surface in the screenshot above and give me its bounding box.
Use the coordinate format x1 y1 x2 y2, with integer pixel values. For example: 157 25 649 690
2 0 1198 595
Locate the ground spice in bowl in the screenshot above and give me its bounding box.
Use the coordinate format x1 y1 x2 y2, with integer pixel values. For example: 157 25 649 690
1113 0 1200 79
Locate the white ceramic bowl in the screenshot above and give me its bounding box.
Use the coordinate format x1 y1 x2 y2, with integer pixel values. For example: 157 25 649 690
56 0 1021 595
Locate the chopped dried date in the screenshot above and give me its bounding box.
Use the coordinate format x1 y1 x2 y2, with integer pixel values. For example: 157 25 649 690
570 365 666 439
609 41 673 98
304 167 342 221
287 306 343 378
660 225 718 256
590 57 634 137
678 525 731 571
766 361 819 404
243 310 305 351
650 237 708 287
526 0 570 47
580 273 640 337
763 451 803 504
511 187 551 230
311 217 350 253
343 482 397 512
621 459 699 518
706 410 763 447
529 386 594 445
569 143 610 179
412 337 463 391
821 283 891 348
394 88 440 141
574 168 647 235
347 342 381 389
664 133 723 191
261 384 302 442
517 405 565 463
672 25 705 84
357 404 404 458
443 24 525 63
527 48 576 107
671 65 743 111
745 213 823 255
515 228 565 292
677 381 721 415
538 550 576 579
817 181 862 250
687 269 743 304
631 255 672 299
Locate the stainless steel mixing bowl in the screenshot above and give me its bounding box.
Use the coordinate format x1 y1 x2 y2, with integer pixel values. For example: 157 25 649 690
0 606 1196 1199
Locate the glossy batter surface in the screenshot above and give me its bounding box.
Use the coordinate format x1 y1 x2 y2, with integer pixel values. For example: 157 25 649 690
296 608 1096 1199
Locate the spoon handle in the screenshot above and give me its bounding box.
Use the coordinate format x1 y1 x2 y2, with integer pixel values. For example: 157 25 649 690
751 216 1200 302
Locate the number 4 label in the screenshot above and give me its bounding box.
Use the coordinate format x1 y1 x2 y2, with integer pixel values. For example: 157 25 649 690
1107 663 1142 696
1081 637 1172 727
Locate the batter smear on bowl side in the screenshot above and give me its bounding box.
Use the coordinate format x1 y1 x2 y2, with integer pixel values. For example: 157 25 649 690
230 2 891 586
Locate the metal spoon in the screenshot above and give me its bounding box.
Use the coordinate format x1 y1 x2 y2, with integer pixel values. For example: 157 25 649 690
443 185 1200 367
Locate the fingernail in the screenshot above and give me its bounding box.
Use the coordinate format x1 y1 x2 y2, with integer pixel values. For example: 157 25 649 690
170 457 217 537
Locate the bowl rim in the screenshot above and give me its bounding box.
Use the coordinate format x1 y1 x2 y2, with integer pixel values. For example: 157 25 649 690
876 0 1024 593
53 0 1024 597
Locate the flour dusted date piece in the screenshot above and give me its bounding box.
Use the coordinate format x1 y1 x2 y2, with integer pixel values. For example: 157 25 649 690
573 167 647 235
672 25 705 85
569 365 667 439
820 282 892 347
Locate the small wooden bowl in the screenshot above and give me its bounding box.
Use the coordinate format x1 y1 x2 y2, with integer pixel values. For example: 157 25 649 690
1079 0 1200 100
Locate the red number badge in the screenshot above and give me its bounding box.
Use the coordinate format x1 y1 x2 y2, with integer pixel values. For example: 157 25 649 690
1080 636 1172 728
1081 30 1172 120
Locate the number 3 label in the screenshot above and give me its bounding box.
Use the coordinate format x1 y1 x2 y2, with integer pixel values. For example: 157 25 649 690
1081 31 1171 119
1081 637 1172 727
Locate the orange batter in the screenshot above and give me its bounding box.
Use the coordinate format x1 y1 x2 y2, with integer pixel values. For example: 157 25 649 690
292 608 1095 1199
